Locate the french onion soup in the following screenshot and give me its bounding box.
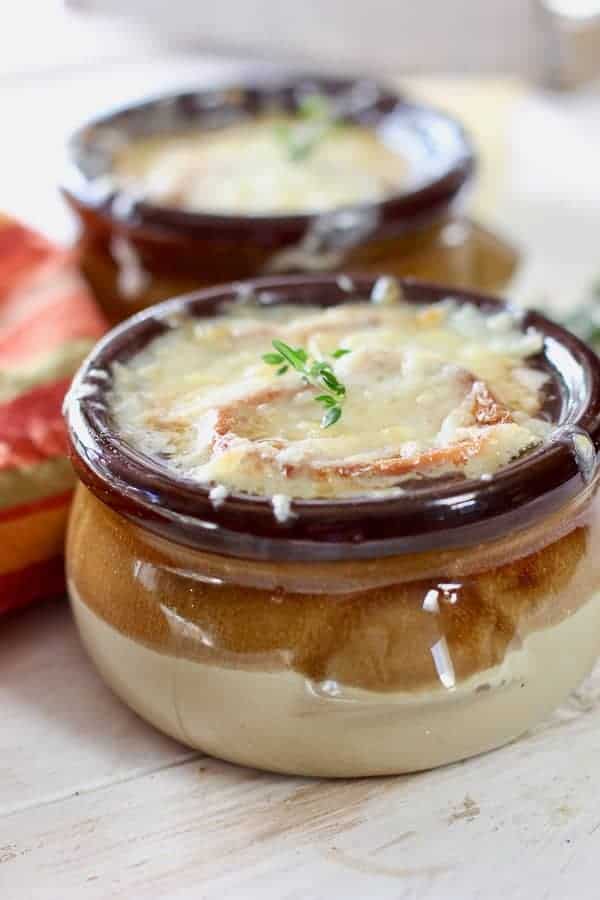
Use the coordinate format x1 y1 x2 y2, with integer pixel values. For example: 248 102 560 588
112 108 407 216
65 276 600 776
108 277 551 503
64 77 518 323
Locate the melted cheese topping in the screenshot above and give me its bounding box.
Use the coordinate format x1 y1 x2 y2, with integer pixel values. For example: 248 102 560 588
108 289 553 504
112 116 406 215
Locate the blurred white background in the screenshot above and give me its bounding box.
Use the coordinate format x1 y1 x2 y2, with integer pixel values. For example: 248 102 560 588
4 2 600 84
0 1 545 79
1 0 600 312
0 1 157 78
68 0 540 75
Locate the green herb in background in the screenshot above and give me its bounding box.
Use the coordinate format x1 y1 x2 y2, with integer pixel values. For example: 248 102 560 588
274 94 340 163
262 339 349 428
562 280 600 350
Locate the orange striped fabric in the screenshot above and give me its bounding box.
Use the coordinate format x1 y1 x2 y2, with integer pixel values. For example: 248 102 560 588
0 217 106 614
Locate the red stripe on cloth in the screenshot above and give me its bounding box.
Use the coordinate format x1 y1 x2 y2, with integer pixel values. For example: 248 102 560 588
0 287 105 365
0 555 65 616
0 488 73 524
0 222 56 297
0 221 105 366
0 378 71 469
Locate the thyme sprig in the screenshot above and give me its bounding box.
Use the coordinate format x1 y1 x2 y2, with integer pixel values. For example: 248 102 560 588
262 339 350 428
274 94 339 163
561 280 600 349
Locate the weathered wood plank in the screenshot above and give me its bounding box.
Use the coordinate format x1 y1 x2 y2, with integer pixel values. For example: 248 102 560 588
3 671 600 900
0 600 197 817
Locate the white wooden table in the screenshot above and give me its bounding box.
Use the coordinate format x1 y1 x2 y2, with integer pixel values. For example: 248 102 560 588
5 598 600 899
3 58 600 899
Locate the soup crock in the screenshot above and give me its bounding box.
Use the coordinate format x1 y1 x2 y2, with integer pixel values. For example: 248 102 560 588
64 275 600 776
62 75 518 324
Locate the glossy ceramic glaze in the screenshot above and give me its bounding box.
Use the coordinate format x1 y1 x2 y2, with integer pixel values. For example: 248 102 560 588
63 75 517 323
65 276 600 776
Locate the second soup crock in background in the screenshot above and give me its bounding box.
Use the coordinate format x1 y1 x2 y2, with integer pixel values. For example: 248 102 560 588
63 75 518 323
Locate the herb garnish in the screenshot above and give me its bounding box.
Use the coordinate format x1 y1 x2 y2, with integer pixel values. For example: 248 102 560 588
262 339 350 428
275 94 339 163
561 280 600 349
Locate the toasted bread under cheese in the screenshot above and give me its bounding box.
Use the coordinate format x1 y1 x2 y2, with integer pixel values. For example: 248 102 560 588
109 291 551 507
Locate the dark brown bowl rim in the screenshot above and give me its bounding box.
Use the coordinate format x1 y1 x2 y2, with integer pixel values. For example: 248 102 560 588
65 275 600 562
61 73 475 244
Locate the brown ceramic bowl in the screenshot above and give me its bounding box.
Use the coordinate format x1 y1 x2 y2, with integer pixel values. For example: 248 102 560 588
65 275 600 776
62 74 517 324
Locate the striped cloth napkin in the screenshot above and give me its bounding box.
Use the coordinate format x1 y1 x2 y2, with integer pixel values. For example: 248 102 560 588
0 216 106 615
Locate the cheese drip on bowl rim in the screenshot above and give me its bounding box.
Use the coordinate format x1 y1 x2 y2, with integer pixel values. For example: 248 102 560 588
108 283 552 505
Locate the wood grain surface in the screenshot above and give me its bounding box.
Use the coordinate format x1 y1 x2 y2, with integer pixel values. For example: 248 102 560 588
3 598 600 900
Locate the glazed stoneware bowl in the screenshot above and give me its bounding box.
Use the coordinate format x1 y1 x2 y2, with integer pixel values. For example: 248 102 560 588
63 75 517 323
64 275 600 776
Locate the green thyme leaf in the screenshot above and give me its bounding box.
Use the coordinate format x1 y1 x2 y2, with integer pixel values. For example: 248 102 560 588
309 360 328 376
319 369 345 395
554 277 600 351
288 138 315 163
332 347 351 358
274 93 338 163
261 339 348 427
321 406 342 428
271 340 307 371
298 94 330 120
315 394 336 407
273 122 290 142
263 352 284 365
